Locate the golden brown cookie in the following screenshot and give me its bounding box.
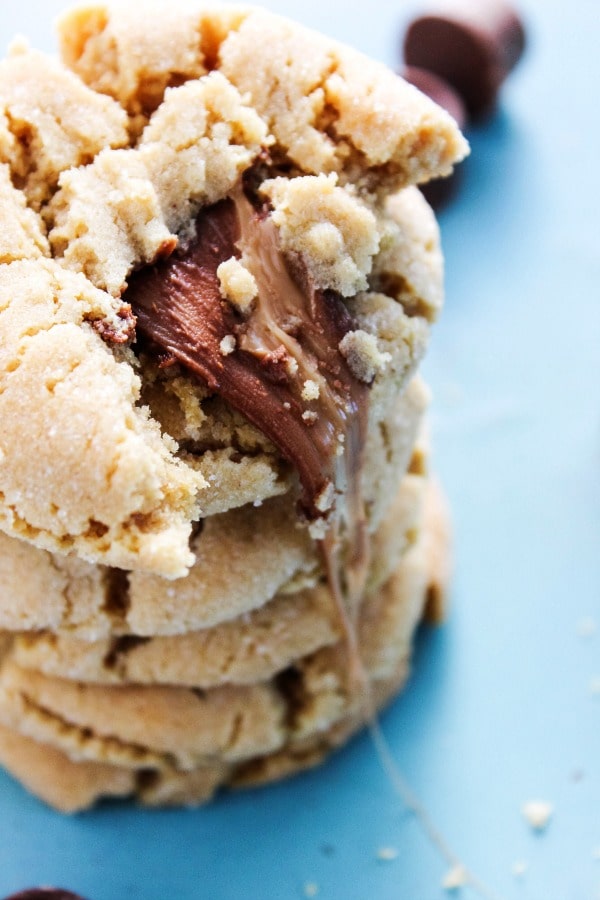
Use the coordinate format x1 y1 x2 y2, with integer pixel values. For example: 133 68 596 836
0 479 450 810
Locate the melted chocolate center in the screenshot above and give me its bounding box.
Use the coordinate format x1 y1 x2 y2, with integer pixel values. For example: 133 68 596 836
124 191 369 521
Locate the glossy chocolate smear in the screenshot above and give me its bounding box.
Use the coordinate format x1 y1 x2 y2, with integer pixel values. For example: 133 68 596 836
124 191 369 519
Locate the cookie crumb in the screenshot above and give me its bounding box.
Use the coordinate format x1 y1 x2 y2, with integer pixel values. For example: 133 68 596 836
315 482 335 514
308 518 328 541
286 357 299 376
521 800 553 831
511 860 528 878
303 882 319 897
219 334 236 356
301 379 320 401
217 257 257 314
442 863 468 890
8 35 30 56
376 846 398 861
576 616 597 638
339 330 391 384
261 173 379 297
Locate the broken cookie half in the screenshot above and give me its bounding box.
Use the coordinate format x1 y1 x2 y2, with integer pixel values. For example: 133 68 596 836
0 3 466 576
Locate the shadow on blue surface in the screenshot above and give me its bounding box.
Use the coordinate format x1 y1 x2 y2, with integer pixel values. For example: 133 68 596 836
0 623 458 900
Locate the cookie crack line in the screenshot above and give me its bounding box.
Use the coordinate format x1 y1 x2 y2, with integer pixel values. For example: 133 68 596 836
101 568 131 624
11 690 168 770
44 553 77 627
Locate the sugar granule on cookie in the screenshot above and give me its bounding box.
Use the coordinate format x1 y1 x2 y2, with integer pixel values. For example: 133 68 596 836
0 0 470 837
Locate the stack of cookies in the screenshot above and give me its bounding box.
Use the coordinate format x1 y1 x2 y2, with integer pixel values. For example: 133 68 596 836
0 4 466 811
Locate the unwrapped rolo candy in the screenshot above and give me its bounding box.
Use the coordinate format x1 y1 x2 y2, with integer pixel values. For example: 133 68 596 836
403 0 526 118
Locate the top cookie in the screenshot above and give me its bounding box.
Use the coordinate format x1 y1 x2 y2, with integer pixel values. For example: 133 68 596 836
0 4 467 577
58 3 467 187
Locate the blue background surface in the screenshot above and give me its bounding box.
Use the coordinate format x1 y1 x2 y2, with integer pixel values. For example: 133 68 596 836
0 1 598 898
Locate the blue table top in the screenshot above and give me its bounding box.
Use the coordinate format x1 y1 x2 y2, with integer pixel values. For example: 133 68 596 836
0 1 598 898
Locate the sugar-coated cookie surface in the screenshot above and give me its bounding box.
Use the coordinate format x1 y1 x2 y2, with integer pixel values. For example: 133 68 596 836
0 45 129 208
58 4 467 183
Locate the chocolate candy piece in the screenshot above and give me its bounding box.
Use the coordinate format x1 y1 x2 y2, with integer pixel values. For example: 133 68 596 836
402 65 467 129
401 66 466 208
3 890 86 900
403 1 526 117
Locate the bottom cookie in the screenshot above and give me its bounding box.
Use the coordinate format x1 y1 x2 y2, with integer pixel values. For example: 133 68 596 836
0 480 449 812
